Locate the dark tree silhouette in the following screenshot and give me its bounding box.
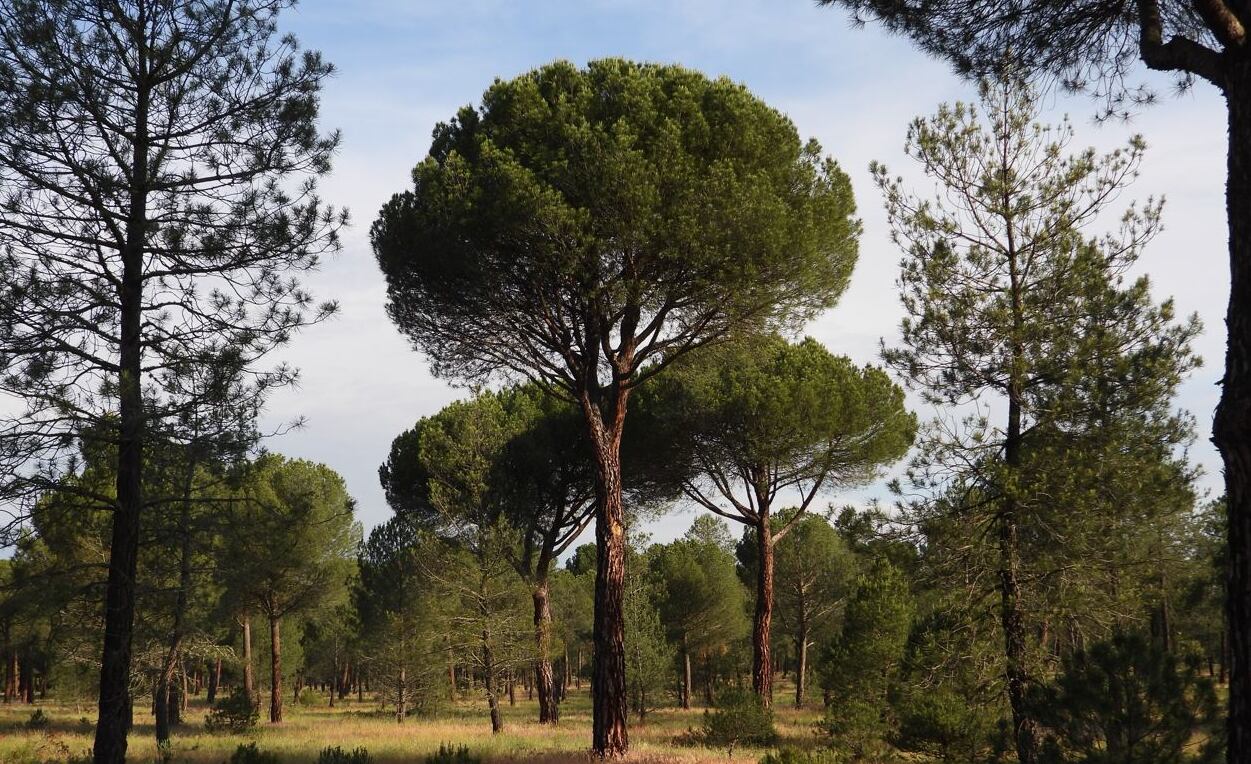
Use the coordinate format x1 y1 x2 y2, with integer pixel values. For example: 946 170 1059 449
812 3 1251 759
0 2 344 760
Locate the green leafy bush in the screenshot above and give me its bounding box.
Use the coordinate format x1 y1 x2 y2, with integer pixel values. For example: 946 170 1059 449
206 686 260 733
24 708 50 730
297 687 321 707
424 743 479 764
825 698 897 761
703 687 778 755
759 746 845 764
227 742 280 764
894 687 1000 762
1033 630 1223 764
317 746 372 764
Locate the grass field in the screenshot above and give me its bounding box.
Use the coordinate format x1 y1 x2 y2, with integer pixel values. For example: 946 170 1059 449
0 685 832 764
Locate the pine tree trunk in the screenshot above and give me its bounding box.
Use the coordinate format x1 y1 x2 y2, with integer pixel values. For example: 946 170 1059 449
483 634 503 734
207 658 220 704
269 616 282 723
396 666 406 723
242 616 255 701
1218 65 1251 764
533 581 560 723
795 621 809 709
752 514 775 706
92 58 150 764
584 395 629 757
681 636 692 710
1001 390 1038 764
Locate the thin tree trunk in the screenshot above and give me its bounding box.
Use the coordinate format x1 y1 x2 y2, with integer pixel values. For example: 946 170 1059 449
483 634 503 734
533 581 559 724
1219 72 1251 764
93 46 150 764
242 616 255 700
448 650 457 701
396 666 406 723
681 636 691 710
795 621 809 709
269 615 282 723
752 514 775 706
584 397 629 757
1001 395 1038 764
207 658 220 704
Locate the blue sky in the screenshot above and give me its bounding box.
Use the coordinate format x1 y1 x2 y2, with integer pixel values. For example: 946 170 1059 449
263 0 1230 544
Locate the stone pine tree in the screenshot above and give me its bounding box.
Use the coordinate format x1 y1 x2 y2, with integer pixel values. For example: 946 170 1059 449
370 58 859 755
0 3 344 761
380 386 596 725
634 335 914 705
814 2 1251 758
648 524 748 709
772 512 857 709
877 76 1201 764
223 456 359 725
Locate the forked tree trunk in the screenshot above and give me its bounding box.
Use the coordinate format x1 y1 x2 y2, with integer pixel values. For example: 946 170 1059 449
1218 64 1251 764
752 514 775 706
533 581 559 723
269 616 282 723
584 391 629 757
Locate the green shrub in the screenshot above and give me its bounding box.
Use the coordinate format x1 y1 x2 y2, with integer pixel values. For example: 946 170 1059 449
1033 631 1223 764
894 687 999 762
703 687 778 755
206 686 260 733
759 746 845 764
317 747 372 764
824 698 898 762
297 687 321 707
227 743 280 764
424 743 479 764
24 708 51 730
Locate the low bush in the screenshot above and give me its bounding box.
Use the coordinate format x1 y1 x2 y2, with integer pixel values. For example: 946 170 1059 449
227 743 280 764
24 709 51 731
424 743 479 764
317 746 373 764
703 687 778 755
206 687 260 734
759 746 845 764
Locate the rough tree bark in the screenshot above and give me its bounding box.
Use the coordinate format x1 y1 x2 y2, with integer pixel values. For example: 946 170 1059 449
1217 61 1251 764
269 616 282 723
583 386 629 757
752 512 775 706
533 582 559 724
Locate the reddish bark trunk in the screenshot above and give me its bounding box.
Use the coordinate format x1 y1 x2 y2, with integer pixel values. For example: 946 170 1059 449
583 387 629 757
752 515 775 706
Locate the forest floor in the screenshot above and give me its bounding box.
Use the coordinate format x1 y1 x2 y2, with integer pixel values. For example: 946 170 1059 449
0 683 835 764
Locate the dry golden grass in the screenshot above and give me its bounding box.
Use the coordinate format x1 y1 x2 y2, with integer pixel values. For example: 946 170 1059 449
0 685 830 764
